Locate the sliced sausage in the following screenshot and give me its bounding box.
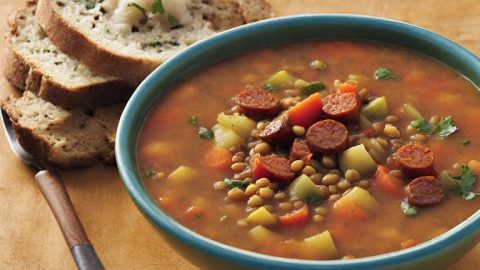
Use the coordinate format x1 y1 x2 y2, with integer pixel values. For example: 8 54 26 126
322 92 361 123
235 88 281 120
290 139 313 164
406 176 444 206
395 143 434 177
306 119 348 154
258 114 294 148
251 155 295 185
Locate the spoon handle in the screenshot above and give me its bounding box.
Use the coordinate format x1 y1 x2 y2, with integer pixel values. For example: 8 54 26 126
35 170 104 270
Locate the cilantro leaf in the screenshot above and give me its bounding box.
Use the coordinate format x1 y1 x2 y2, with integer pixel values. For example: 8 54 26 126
410 116 457 138
410 119 436 134
374 68 398 80
400 201 418 216
188 116 198 126
261 82 277 92
436 116 458 138
145 170 158 178
449 165 480 200
127 2 147 22
167 13 181 29
152 0 165 14
303 82 325 96
224 178 249 190
304 194 322 205
198 127 214 140
460 139 470 145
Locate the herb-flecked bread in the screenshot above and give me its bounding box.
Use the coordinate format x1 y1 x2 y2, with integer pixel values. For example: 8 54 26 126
36 0 274 85
3 0 133 109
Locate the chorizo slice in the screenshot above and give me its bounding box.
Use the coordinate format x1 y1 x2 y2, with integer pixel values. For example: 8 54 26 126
290 139 313 164
235 88 281 120
406 176 444 206
306 119 348 154
322 92 361 123
395 143 434 177
251 155 295 185
258 114 294 148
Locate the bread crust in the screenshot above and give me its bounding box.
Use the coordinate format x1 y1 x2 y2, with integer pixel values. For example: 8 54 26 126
36 0 160 85
3 1 134 109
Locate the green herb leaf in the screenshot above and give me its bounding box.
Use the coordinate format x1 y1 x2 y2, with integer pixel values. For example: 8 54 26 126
224 178 249 190
145 170 158 178
310 60 327 70
303 82 326 95
410 119 436 134
127 2 147 20
460 139 470 145
152 0 165 14
167 13 180 29
261 82 278 92
400 201 418 217
304 194 322 205
374 68 398 80
145 41 163 48
449 165 480 200
436 116 458 138
188 116 199 126
74 0 96 9
198 127 214 140
410 116 457 138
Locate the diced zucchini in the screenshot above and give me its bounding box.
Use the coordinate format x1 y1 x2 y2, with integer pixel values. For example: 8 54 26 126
248 225 280 243
246 207 277 226
217 112 256 138
438 170 457 190
265 70 293 89
167 166 198 184
339 145 377 176
303 231 338 259
361 96 389 119
402 103 424 120
288 174 316 200
334 187 377 212
212 124 243 149
359 113 372 130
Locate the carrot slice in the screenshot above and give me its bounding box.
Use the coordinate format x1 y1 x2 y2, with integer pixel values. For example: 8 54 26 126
373 165 405 199
287 92 323 128
279 205 310 226
203 146 233 172
338 83 357 93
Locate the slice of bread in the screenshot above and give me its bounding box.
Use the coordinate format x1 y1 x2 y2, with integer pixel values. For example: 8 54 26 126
1 91 123 169
36 0 273 85
3 0 133 109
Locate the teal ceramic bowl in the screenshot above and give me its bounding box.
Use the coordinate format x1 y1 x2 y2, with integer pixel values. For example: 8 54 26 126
116 15 480 270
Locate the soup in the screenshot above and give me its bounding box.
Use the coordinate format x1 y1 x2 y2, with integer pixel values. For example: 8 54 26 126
137 41 480 260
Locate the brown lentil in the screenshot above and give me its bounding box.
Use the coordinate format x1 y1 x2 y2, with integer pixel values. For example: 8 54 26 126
254 142 271 155
314 185 330 199
308 159 323 172
405 124 417 135
234 170 251 180
247 140 261 149
368 149 384 164
269 182 280 190
231 162 247 173
384 124 401 138
255 178 270 188
377 137 390 148
302 165 317 176
285 89 302 97
256 121 267 130
430 115 441 125
411 134 428 142
245 184 259 197
213 181 228 191
313 214 324 223
290 160 305 172
259 187 275 200
292 125 306 137
337 180 352 191
278 202 293 211
321 155 337 169
314 206 329 215
357 180 371 189
345 169 361 182
293 200 305 209
309 173 324 184
390 169 404 178
329 169 343 175
372 122 385 133
329 194 342 202
294 79 307 90
358 88 369 100
274 192 288 201
322 173 340 185
328 185 339 194
228 188 245 200
247 195 264 207
232 154 245 163
385 115 399 123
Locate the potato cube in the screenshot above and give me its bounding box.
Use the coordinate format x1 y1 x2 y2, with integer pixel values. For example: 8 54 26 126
334 187 377 212
246 207 277 226
339 145 377 176
217 113 256 138
212 124 243 149
362 96 389 119
288 174 316 200
167 166 198 184
303 231 338 259
248 225 280 243
265 70 293 88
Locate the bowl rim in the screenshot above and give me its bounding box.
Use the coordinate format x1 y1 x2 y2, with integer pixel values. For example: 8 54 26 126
116 14 480 269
